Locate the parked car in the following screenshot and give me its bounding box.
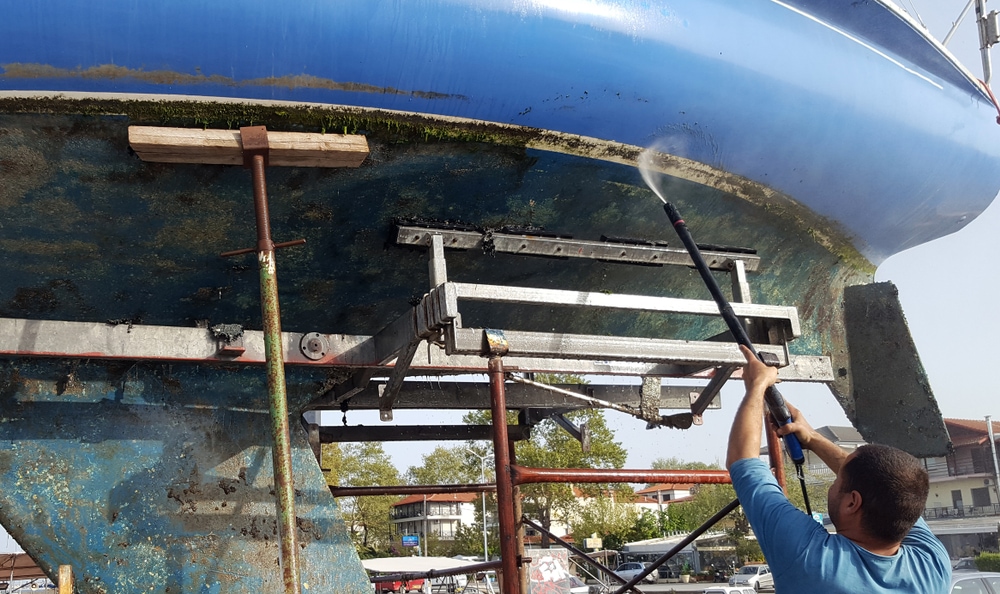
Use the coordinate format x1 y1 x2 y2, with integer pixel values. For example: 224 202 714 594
703 588 756 594
951 571 1000 593
374 577 425 593
612 562 658 584
729 564 773 591
954 558 979 572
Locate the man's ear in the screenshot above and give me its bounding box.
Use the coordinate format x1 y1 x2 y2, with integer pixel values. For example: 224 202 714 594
843 490 863 515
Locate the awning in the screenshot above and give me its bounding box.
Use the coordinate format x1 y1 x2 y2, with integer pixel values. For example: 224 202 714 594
361 556 479 574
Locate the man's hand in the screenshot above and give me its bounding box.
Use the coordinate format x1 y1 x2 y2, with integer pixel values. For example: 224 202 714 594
774 401 817 450
739 344 778 395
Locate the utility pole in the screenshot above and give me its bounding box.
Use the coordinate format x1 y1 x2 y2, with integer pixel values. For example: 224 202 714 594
987 415 1000 507
467 447 492 562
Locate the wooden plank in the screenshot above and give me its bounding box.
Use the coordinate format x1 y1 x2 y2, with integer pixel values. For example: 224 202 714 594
128 126 370 167
58 565 73 594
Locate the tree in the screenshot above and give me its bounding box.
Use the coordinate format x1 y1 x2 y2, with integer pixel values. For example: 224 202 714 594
406 445 481 485
650 457 721 471
782 460 833 516
663 482 764 563
567 494 639 551
327 442 403 558
463 379 629 547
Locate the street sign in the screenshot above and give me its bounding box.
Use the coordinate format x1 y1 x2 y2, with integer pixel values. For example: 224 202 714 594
402 535 420 547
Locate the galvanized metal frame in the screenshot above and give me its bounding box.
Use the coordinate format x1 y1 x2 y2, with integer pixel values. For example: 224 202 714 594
0 217 828 594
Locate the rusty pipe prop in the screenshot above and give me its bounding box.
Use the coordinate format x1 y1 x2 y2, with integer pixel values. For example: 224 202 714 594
489 357 521 594
329 483 496 497
520 517 644 594
611 498 741 594
509 465 731 486
244 126 302 594
765 417 787 492
509 437 528 594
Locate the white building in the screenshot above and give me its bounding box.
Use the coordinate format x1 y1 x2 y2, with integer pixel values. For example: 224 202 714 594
390 492 480 541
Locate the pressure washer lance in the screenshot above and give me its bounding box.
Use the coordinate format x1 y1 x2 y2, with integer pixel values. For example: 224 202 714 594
660 202 811 515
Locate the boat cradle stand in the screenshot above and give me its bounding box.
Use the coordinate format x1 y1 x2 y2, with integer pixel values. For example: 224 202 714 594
319 222 832 594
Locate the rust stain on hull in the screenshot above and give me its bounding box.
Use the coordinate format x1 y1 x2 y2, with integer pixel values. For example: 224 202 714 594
1 63 468 101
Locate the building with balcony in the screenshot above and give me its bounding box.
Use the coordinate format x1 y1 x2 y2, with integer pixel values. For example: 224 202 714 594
924 418 1000 518
635 482 695 505
764 419 1000 558
390 493 480 542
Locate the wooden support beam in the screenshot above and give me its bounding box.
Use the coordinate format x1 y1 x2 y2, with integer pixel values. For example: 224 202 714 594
128 126 370 167
58 565 73 594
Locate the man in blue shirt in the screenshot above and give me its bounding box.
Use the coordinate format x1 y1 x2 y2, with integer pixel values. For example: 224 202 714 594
726 345 951 593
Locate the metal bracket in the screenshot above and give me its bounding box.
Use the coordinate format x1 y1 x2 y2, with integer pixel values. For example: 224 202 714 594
689 366 736 425
312 369 376 409
519 407 588 450
240 125 269 168
370 282 460 420
551 413 590 453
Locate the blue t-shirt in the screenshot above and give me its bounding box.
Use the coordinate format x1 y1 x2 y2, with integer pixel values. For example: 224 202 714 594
729 458 950 594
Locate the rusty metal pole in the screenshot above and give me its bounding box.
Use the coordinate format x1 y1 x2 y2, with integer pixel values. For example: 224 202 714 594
509 437 528 594
243 126 302 594
489 356 520 594
509 465 732 486
765 417 787 492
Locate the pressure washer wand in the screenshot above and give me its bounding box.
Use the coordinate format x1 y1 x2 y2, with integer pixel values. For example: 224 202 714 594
660 202 806 466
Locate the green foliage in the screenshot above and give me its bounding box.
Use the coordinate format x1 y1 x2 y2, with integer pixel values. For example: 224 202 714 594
977 552 1000 571
462 378 628 546
650 457 721 471
665 483 764 564
567 495 639 551
406 445 482 485
320 442 341 486
450 521 500 559
515 408 628 543
621 509 670 544
532 373 588 385
782 460 834 515
335 442 403 556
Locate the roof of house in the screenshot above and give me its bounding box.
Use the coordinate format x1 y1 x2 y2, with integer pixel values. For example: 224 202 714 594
944 418 1000 448
393 492 480 506
817 425 865 444
636 483 695 495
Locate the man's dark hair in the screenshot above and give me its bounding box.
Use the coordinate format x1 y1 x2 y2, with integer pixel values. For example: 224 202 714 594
840 444 928 543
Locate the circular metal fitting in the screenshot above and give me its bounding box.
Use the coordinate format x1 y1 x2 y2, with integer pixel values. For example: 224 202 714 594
299 332 329 361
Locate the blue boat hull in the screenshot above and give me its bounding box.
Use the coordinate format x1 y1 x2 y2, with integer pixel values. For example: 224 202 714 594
0 0 996 591
4 0 999 261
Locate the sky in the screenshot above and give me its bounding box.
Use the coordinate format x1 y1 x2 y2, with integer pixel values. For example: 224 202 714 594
321 0 1000 474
